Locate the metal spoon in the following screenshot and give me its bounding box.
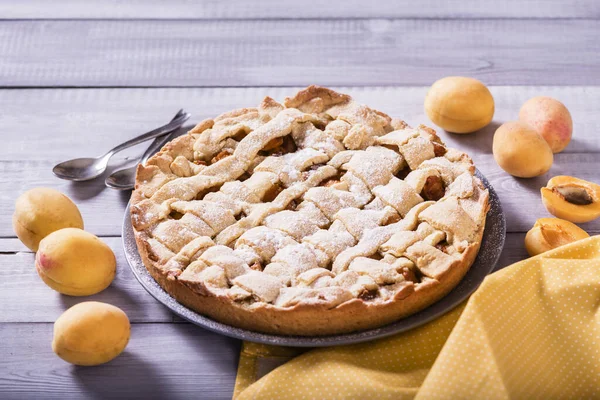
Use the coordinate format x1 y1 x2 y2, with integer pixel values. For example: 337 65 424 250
52 110 191 182
105 123 187 190
105 111 187 190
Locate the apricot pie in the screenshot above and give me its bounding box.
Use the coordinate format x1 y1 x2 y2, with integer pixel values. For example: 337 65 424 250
131 86 489 336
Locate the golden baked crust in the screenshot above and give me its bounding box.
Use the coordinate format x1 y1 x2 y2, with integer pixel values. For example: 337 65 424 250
131 86 489 336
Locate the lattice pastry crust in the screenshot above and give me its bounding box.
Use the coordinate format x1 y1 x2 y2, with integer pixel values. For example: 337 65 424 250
131 86 489 336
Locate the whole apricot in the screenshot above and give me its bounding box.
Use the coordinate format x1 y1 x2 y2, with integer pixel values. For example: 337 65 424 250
52 302 130 366
519 96 572 153
541 176 600 223
13 188 83 251
36 228 116 296
425 76 495 134
525 218 589 256
492 121 553 178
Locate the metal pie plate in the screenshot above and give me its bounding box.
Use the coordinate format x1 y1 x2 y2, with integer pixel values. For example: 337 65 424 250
123 171 505 347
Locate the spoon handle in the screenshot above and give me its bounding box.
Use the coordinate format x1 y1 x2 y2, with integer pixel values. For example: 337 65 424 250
140 110 187 165
107 111 191 156
140 128 181 165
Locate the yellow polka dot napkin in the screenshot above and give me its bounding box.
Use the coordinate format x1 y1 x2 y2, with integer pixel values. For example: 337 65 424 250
233 235 600 400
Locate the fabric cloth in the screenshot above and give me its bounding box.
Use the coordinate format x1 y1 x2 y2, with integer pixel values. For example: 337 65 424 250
233 235 600 399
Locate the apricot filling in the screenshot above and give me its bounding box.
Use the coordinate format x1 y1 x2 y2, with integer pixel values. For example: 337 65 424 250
421 175 445 201
285 199 298 211
259 135 297 156
432 142 447 157
358 288 379 301
263 183 283 202
263 137 284 151
249 262 263 271
395 168 411 180
435 241 451 254
400 267 419 283
541 176 600 223
384 213 401 225
321 178 341 187
169 211 184 220
210 149 233 164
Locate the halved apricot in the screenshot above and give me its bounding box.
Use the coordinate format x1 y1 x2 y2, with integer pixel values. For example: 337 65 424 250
525 218 589 256
541 176 600 223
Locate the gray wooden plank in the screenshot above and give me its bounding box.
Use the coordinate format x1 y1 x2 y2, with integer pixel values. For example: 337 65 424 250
0 322 239 400
0 238 24 252
494 233 600 272
0 237 175 323
0 0 597 19
5 152 599 236
0 232 593 323
1 19 599 87
0 231 588 398
2 87 599 161
1 86 599 236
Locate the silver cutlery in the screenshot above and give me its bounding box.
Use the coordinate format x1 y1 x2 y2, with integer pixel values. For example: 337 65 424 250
52 110 191 182
105 122 187 190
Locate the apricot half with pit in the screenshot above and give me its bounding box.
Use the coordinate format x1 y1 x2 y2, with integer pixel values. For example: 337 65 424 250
492 121 553 178
36 228 116 296
525 218 589 256
13 188 83 251
52 302 130 366
425 76 495 134
541 176 600 223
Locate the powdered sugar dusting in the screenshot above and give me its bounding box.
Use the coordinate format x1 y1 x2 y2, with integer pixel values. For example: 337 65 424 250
129 87 504 342
124 170 504 346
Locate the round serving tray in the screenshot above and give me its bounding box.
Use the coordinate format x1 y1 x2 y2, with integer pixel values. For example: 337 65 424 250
123 170 505 347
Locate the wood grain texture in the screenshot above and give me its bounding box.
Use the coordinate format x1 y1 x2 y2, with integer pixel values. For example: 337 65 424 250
3 86 599 161
1 20 599 87
0 232 562 323
0 228 526 399
1 3 599 397
1 86 599 236
0 322 239 400
0 237 174 323
0 231 592 398
0 0 597 19
5 153 599 236
0 232 564 399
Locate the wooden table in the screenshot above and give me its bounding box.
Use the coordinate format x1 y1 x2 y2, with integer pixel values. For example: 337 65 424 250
1 1 599 398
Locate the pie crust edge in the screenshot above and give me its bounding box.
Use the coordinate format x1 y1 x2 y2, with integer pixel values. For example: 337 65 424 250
133 221 484 335
130 87 489 336
131 161 488 335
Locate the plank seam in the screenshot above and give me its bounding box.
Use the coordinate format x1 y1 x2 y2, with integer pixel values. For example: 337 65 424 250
3 85 600 90
0 17 598 22
2 85 600 90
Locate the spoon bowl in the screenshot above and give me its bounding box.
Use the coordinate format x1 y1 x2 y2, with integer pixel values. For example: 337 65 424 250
104 122 189 190
105 165 138 190
53 155 111 181
52 110 190 182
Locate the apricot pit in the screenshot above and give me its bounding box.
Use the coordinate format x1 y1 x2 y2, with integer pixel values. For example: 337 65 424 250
541 176 600 223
